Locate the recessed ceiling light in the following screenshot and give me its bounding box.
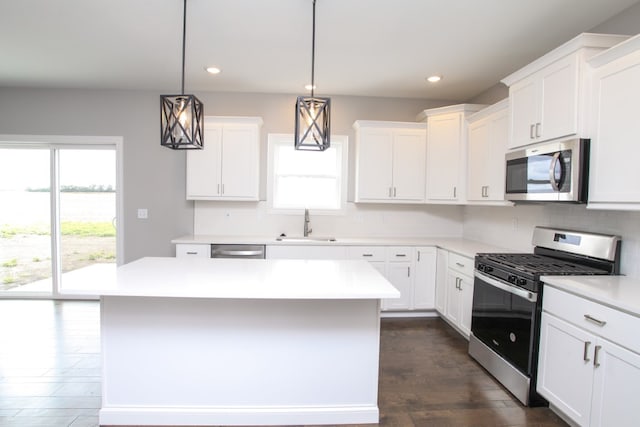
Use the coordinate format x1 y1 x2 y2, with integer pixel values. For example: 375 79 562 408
205 67 221 75
426 75 442 83
305 84 316 91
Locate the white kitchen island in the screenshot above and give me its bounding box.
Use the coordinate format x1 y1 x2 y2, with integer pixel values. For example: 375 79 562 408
63 257 399 426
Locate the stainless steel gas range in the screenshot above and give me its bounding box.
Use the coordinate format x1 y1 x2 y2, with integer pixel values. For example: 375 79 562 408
468 227 621 406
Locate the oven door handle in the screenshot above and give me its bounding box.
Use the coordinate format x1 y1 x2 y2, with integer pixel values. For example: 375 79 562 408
474 271 538 303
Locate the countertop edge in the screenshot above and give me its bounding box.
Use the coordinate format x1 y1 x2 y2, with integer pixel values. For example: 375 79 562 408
171 235 513 259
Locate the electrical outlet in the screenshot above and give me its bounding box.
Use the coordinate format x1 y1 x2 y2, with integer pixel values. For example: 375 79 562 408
137 208 148 219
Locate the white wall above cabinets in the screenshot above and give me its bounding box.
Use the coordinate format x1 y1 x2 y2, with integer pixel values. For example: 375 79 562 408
586 34 640 210
501 33 629 150
466 99 510 204
417 104 486 204
353 121 427 203
186 116 262 201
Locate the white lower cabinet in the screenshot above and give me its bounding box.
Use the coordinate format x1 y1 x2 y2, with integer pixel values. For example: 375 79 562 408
413 247 437 310
175 243 210 258
265 245 347 260
435 250 474 338
537 286 640 426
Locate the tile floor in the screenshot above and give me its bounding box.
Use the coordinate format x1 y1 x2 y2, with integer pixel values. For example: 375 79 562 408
0 300 566 427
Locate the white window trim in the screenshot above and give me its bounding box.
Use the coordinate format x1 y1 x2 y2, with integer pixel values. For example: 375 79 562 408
266 133 348 215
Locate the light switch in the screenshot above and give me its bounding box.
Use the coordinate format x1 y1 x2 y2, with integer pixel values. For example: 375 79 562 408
137 208 148 219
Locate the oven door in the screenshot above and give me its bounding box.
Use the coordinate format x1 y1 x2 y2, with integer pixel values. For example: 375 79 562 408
471 271 538 376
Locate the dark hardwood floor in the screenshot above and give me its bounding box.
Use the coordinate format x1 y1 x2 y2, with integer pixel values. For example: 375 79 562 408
0 300 567 427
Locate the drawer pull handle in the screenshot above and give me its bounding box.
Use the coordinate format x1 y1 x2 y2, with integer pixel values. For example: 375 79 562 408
186 251 198 255
584 314 607 327
395 254 407 257
594 345 602 368
456 262 465 267
583 341 591 362
362 254 373 257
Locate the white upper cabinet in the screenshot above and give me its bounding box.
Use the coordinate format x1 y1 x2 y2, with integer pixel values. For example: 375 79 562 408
186 116 262 201
354 121 427 203
417 104 485 203
467 100 509 203
586 34 640 210
502 33 629 149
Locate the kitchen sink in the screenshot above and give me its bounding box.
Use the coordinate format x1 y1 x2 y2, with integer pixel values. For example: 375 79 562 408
275 236 337 242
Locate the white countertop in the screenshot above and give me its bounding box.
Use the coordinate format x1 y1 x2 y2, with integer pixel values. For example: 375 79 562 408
541 275 640 318
60 257 400 300
171 235 511 259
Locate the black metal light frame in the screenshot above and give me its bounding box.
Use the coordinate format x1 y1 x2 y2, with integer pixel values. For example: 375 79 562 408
294 0 331 151
160 0 204 150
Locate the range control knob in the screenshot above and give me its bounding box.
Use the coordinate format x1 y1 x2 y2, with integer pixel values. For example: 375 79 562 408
508 275 517 284
518 278 527 287
477 263 485 272
484 265 493 273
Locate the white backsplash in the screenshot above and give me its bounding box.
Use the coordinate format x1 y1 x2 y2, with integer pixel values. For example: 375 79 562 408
194 202 464 239
193 201 640 279
463 204 640 279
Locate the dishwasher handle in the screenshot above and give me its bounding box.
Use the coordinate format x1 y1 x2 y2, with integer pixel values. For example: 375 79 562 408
211 244 266 259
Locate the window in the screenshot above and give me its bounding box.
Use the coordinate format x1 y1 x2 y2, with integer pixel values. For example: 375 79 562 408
267 134 348 213
0 135 122 299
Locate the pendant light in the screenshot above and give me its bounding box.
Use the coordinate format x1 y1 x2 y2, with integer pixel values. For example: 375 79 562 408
294 0 331 151
160 0 204 150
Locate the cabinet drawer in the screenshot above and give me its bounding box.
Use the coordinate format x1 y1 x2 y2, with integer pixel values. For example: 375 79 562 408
543 286 640 354
448 252 474 277
346 246 385 262
176 244 210 258
386 246 414 262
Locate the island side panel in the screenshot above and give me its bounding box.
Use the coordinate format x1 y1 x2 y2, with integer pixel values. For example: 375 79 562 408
99 295 382 426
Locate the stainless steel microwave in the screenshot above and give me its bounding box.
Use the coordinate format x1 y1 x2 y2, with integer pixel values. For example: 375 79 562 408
505 138 589 202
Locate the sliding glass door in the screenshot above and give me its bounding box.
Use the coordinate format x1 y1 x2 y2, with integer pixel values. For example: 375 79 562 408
0 140 120 298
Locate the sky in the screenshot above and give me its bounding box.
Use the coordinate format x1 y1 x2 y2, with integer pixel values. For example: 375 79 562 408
0 148 115 191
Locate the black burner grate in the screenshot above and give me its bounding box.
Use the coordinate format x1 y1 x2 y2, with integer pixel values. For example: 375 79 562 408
477 253 608 276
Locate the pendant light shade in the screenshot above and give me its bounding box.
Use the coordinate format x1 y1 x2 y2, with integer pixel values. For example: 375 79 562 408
294 0 330 151
160 0 204 150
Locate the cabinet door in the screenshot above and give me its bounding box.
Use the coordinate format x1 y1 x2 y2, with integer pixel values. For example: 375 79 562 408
588 50 640 205
458 274 474 338
467 120 490 201
590 338 640 427
265 245 347 260
392 130 426 201
537 313 595 426
186 125 222 198
445 271 462 325
356 129 393 200
385 262 413 310
539 55 578 142
426 113 461 200
435 248 448 315
485 110 508 201
220 125 259 200
509 77 539 149
413 247 436 310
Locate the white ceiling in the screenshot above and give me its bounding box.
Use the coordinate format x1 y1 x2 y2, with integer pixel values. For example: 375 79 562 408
1 0 638 101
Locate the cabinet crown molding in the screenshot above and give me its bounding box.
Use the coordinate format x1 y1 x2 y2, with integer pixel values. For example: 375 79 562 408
353 120 426 130
416 104 486 122
501 33 629 87
588 33 640 68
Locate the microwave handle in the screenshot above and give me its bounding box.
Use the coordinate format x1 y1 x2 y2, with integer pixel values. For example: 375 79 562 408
549 152 561 191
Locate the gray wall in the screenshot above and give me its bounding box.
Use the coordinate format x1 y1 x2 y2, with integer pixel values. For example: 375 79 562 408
0 87 445 262
590 1 640 34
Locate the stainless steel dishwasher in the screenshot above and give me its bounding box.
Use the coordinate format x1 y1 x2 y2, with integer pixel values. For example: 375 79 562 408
210 244 265 259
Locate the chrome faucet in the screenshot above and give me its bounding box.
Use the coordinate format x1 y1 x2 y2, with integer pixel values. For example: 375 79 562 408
303 208 312 237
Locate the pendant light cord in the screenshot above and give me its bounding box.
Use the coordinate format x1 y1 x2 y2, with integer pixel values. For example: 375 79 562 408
310 0 316 98
181 0 187 95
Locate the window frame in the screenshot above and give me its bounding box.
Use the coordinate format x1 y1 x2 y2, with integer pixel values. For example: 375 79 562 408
266 133 348 215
